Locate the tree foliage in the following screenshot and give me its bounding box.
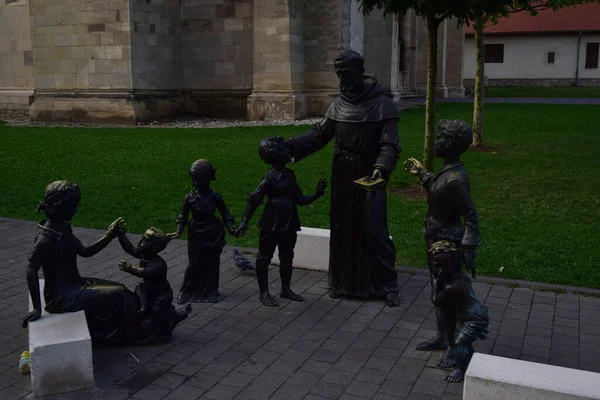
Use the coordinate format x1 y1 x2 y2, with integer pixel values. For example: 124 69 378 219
357 0 516 169
471 0 599 147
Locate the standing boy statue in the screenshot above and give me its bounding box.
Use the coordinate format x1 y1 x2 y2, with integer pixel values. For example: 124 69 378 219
405 119 488 383
235 136 327 307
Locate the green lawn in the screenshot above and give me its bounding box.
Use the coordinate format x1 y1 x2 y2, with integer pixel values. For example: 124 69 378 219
486 86 600 98
1 103 599 288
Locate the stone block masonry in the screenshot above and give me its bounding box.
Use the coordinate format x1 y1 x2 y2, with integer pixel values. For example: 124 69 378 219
0 0 460 122
180 0 254 118
28 0 140 122
0 0 34 109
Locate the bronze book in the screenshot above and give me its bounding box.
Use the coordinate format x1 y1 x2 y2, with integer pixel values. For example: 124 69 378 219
353 176 385 191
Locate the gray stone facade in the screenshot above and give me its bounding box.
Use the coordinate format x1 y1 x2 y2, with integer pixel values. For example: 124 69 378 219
0 0 34 110
398 14 466 98
0 0 464 123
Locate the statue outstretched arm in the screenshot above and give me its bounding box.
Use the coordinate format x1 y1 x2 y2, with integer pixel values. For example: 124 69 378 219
235 178 268 237
172 195 192 238
119 259 165 278
404 157 435 189
117 232 141 259
373 118 401 180
295 177 327 206
76 217 123 258
286 117 335 163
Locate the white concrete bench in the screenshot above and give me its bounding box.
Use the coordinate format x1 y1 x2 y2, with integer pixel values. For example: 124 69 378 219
28 279 94 398
464 353 600 400
275 227 394 272
276 227 330 271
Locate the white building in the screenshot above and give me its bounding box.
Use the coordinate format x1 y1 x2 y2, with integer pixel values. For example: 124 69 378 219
463 3 600 87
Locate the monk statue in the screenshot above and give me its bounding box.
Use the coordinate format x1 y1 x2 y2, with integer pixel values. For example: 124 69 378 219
405 119 489 383
285 50 401 306
23 180 190 345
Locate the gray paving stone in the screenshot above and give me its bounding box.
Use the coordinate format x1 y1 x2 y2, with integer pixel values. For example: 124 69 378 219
345 380 381 398
0 217 597 399
332 357 365 373
286 370 322 388
309 381 347 399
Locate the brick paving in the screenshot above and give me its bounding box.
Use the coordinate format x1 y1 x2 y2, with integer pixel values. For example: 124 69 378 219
0 216 599 400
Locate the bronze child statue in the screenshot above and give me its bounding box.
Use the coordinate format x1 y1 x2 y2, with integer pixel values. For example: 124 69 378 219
169 159 236 304
116 225 188 333
424 240 488 383
405 119 489 383
23 181 190 345
235 136 328 307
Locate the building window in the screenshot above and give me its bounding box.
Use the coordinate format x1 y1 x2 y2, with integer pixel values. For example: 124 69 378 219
547 52 555 64
585 43 599 69
484 44 504 63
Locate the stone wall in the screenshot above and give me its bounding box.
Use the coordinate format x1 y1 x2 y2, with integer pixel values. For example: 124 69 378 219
28 0 135 122
247 0 306 120
0 0 464 122
130 0 181 119
364 9 400 101
181 0 253 118
399 12 465 98
0 0 34 110
439 18 464 97
303 0 342 115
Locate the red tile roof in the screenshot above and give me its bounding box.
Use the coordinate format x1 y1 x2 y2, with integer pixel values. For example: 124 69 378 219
464 2 600 35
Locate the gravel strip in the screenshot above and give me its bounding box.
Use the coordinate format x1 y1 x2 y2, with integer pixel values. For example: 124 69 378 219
0 100 424 129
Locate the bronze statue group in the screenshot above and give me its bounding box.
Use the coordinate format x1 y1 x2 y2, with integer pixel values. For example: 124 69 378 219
22 51 488 384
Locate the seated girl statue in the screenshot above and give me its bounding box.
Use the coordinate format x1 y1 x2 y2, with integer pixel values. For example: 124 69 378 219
22 180 190 345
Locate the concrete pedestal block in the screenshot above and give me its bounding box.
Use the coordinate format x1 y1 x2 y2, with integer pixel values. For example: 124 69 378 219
28 279 94 398
464 353 600 400
276 227 330 272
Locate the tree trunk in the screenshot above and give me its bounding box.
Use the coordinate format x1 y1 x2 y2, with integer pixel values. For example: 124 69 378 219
472 15 485 148
423 16 440 171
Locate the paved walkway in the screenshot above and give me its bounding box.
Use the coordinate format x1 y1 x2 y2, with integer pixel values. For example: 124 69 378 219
436 97 600 105
1 217 599 400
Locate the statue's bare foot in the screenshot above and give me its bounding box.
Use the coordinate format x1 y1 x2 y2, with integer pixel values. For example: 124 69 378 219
444 368 465 383
329 288 344 299
259 292 278 308
416 335 449 351
385 292 400 307
208 294 219 303
437 348 457 369
176 292 193 304
281 287 304 302
206 290 220 303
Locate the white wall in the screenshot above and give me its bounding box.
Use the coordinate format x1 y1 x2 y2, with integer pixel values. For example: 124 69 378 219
463 33 600 80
